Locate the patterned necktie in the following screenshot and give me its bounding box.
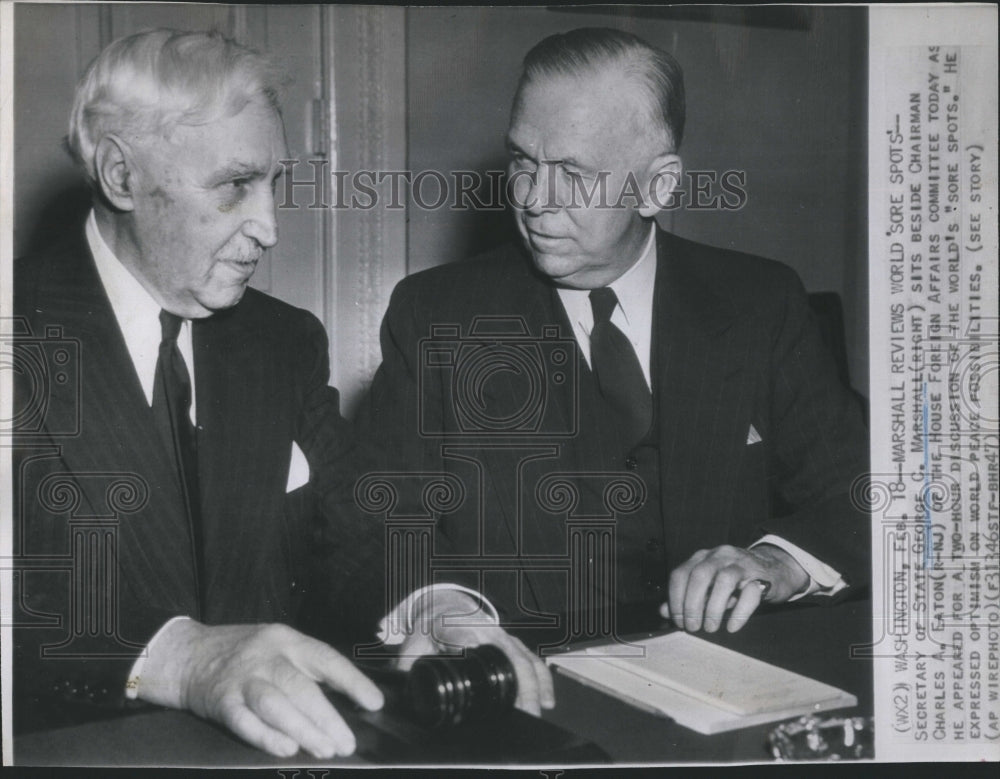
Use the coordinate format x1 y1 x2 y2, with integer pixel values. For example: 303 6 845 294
588 287 653 447
153 310 203 583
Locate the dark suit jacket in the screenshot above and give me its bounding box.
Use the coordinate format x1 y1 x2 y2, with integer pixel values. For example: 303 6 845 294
12 228 378 722
355 229 869 626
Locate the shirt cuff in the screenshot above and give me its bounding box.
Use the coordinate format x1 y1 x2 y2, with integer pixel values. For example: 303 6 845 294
125 616 191 700
378 584 499 645
751 535 847 600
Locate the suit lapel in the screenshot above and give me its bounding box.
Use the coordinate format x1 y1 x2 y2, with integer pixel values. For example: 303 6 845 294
652 231 757 558
462 256 584 576
466 268 579 442
193 299 291 613
36 239 199 613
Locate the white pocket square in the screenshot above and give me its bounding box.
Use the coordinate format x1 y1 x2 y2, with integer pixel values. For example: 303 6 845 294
286 441 310 492
746 424 762 445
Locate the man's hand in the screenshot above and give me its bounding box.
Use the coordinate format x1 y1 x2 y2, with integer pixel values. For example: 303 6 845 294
661 544 810 634
394 590 555 717
136 620 384 758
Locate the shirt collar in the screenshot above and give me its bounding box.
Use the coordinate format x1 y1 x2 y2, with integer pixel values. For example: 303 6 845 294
553 223 658 388
606 222 658 329
85 210 171 406
555 221 658 331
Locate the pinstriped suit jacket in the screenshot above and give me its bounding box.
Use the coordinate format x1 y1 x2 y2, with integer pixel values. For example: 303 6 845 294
356 229 870 623
12 229 372 721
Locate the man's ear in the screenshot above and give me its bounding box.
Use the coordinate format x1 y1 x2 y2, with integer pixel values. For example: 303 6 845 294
94 135 137 211
640 153 682 218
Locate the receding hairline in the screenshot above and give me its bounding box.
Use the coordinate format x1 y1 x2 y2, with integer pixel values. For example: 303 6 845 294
514 28 685 152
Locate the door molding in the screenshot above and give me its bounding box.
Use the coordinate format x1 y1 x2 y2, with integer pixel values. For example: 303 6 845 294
324 5 407 414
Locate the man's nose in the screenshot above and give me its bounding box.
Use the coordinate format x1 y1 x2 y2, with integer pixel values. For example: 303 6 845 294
523 161 562 216
242 185 279 248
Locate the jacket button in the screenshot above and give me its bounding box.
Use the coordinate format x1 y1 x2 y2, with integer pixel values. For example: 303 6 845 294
624 456 638 470
646 538 661 553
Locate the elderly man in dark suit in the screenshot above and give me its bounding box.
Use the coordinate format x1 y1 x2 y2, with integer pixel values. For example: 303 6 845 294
12 28 386 758
13 28 555 759
358 28 869 654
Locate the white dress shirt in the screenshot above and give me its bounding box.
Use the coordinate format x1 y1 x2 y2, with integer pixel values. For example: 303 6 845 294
555 226 658 387
86 211 197 424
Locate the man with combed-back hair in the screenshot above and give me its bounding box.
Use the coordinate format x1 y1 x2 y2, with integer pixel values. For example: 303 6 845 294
66 30 284 185
13 28 387 758
358 27 869 651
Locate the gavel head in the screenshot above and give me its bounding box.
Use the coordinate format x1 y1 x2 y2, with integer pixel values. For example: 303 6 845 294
406 644 518 728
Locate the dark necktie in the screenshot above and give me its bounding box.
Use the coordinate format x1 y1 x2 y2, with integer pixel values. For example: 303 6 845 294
152 310 203 584
589 287 653 447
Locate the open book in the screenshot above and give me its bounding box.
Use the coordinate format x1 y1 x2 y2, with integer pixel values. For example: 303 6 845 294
546 632 857 735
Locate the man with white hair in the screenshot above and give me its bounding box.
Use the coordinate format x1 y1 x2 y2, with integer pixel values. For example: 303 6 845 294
12 28 550 758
